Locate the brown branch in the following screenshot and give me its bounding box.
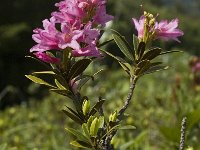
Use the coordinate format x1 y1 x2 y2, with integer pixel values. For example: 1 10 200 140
101 76 138 150
179 117 187 150
118 76 137 120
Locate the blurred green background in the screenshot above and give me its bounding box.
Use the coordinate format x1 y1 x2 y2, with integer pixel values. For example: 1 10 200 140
0 0 200 149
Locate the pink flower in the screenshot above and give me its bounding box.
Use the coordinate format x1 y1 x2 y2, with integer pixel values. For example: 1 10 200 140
30 19 59 52
80 22 100 44
132 16 184 42
55 0 85 18
192 62 200 73
72 43 101 57
155 19 184 42
30 0 112 60
93 5 114 26
53 0 113 26
132 16 145 39
56 23 83 49
34 52 60 64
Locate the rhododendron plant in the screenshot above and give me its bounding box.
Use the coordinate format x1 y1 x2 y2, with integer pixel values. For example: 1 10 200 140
26 1 186 150
132 12 184 43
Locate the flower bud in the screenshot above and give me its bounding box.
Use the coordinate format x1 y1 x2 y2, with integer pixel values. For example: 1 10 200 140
148 14 154 19
109 111 117 122
149 18 156 26
144 11 148 16
89 117 100 137
82 100 90 116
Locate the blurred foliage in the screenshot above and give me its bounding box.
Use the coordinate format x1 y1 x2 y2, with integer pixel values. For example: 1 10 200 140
1 52 200 149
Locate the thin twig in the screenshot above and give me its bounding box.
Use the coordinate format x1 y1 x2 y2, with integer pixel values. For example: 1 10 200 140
102 76 138 150
179 117 187 150
118 76 137 120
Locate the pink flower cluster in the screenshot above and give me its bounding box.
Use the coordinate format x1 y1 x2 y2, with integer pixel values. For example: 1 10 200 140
192 62 200 73
30 0 113 63
132 16 184 42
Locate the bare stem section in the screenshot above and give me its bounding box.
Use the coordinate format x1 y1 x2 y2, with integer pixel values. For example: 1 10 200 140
102 76 138 150
179 117 187 150
118 76 137 120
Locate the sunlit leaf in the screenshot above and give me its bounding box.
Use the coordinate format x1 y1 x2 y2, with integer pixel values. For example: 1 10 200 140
32 71 55 75
55 79 66 89
50 89 72 97
82 123 90 138
89 118 100 137
25 75 56 88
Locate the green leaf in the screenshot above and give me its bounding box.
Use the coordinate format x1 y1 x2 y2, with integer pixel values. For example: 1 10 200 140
137 42 146 58
113 34 134 61
89 118 100 137
55 79 66 90
68 59 92 80
160 50 183 55
87 116 96 129
143 66 169 75
119 61 134 76
50 89 72 97
66 127 89 143
25 56 50 69
133 34 139 52
150 62 163 67
100 125 120 140
142 47 162 60
101 49 124 62
89 100 105 116
66 106 83 120
119 125 136 130
101 49 134 75
32 71 56 75
25 75 56 88
82 123 90 138
135 60 151 75
62 110 83 125
46 52 59 70
53 74 68 88
98 39 114 48
82 100 91 116
99 116 105 128
76 69 103 90
70 140 92 149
